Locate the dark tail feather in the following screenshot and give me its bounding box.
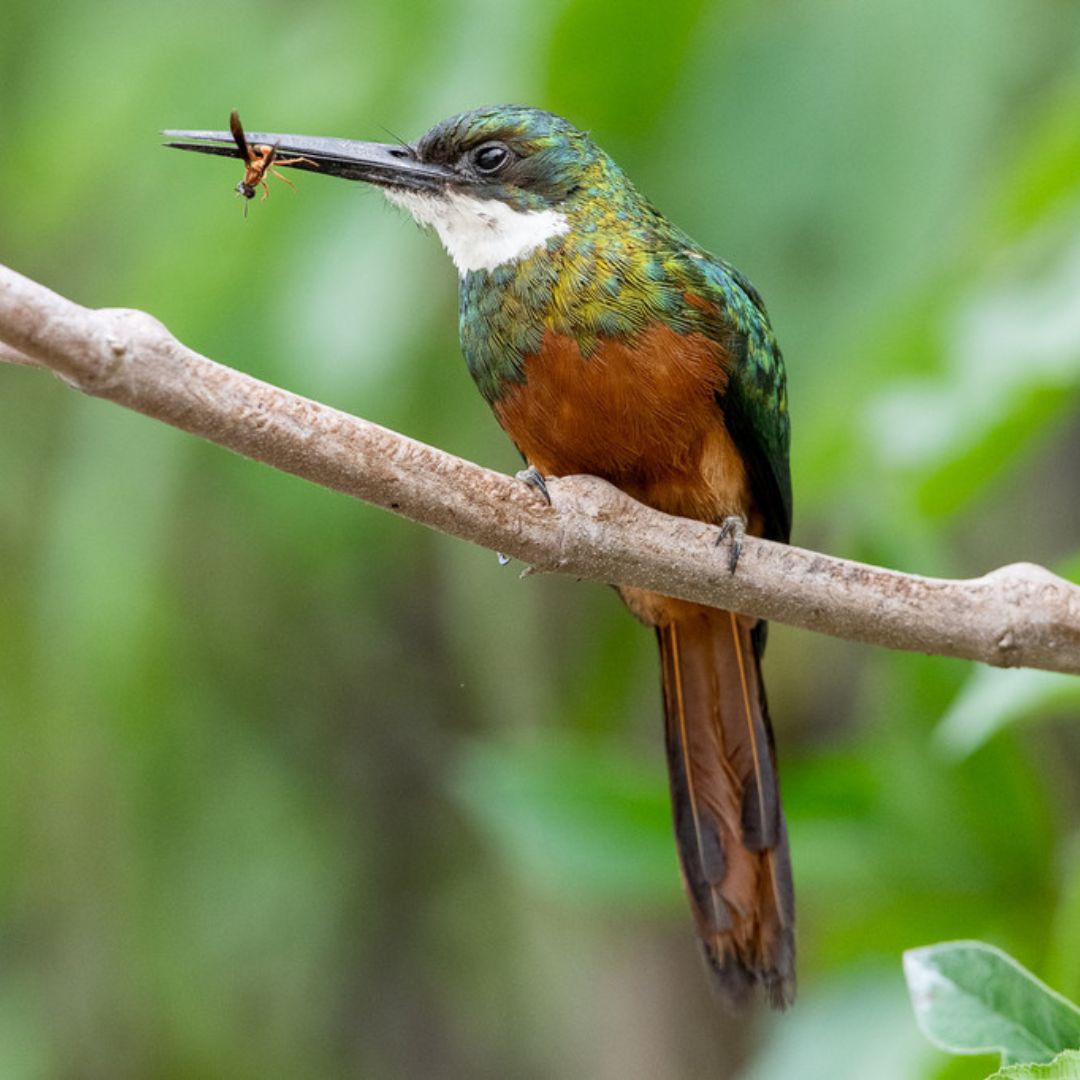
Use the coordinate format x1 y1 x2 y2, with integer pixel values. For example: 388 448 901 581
658 608 795 1009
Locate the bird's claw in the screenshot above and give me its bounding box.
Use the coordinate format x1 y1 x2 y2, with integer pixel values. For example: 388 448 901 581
716 515 746 574
516 465 551 505
500 467 549 566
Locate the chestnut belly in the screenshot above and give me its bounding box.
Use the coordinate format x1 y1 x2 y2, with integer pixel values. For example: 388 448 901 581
492 326 751 524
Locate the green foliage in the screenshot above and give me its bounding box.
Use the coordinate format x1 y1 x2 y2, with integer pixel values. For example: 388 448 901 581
546 0 710 139
936 667 1080 759
2 1 1080 1077
905 942 1080 1070
452 735 676 907
987 1051 1080 1080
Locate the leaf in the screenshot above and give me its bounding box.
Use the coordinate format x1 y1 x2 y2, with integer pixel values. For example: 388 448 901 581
986 1049 1080 1079
867 227 1080 516
989 77 1080 239
904 941 1080 1065
934 667 1080 758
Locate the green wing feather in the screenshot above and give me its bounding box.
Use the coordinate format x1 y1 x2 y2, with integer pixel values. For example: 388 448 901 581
691 254 792 544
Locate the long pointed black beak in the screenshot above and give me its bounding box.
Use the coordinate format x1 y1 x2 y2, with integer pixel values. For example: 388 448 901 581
162 126 456 191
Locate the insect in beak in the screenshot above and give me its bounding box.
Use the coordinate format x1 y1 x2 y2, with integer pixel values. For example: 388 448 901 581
228 110 317 216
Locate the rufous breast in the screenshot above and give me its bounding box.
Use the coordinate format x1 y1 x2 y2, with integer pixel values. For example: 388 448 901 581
493 324 751 524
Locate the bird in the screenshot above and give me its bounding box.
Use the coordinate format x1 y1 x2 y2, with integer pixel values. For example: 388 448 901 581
166 104 795 1008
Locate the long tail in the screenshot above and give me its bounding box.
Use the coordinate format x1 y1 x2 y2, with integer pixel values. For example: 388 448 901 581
657 607 795 1008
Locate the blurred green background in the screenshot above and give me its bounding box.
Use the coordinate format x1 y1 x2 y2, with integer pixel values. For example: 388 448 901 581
2 1 1080 1077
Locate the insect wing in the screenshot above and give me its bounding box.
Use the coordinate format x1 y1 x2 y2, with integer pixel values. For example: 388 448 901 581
229 110 250 160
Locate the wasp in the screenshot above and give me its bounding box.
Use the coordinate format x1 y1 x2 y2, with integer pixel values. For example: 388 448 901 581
230 110 317 213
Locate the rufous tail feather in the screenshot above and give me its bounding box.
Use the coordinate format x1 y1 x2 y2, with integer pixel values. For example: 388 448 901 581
658 608 795 1008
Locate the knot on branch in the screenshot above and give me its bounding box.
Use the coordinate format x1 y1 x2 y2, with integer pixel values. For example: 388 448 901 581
982 562 1078 613
76 308 172 395
979 562 1080 668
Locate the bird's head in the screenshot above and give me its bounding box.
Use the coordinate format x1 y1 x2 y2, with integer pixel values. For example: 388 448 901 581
410 105 603 210
383 105 631 275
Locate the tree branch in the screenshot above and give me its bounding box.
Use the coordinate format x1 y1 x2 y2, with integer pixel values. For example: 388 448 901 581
2 261 1078 674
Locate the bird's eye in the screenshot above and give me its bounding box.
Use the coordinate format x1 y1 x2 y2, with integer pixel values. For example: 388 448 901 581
472 143 510 174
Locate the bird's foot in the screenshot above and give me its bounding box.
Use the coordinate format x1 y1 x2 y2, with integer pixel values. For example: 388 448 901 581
715 515 747 574
498 468 549 567
516 465 551 505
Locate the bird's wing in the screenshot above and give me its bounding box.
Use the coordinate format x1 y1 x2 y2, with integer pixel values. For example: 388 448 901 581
690 254 792 545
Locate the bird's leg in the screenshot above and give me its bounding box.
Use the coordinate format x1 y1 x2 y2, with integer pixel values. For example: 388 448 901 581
716 514 747 574
515 465 551 506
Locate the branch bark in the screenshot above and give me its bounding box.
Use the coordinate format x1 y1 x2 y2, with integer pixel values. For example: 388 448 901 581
2 261 1078 674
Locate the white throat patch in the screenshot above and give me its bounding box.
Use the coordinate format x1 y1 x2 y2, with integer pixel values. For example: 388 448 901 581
384 188 569 275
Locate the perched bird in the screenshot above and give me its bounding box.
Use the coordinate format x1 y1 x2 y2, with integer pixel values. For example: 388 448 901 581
166 105 795 1008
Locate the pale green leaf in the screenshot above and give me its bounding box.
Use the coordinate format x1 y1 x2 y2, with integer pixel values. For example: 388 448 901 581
935 667 1080 758
867 224 1080 515
904 941 1080 1065
986 1049 1080 1080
